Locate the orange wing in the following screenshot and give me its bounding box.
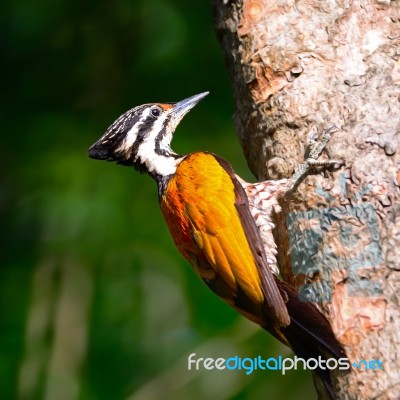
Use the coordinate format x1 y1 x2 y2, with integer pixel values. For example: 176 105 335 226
160 152 289 327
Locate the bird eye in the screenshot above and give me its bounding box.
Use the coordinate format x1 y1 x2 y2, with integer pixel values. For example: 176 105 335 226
151 106 162 117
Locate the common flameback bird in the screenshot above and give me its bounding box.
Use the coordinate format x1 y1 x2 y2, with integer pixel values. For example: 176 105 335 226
89 92 346 398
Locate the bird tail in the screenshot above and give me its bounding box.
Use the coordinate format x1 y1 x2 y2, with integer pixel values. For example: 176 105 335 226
272 281 348 400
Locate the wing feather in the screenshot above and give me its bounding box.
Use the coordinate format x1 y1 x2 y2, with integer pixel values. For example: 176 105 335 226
212 155 290 326
162 152 289 326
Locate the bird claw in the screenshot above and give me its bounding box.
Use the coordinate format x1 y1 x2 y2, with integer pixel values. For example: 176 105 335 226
306 125 339 161
284 126 343 199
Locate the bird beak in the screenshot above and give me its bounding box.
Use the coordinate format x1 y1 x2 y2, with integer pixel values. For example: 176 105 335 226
171 92 209 122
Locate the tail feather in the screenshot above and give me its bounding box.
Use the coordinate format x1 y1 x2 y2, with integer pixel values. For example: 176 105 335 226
280 281 346 359
274 281 348 399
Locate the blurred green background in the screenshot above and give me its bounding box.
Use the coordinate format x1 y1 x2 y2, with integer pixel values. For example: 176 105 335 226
3 0 315 399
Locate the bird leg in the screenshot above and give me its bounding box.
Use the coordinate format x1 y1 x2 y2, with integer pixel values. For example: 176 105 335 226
284 126 343 200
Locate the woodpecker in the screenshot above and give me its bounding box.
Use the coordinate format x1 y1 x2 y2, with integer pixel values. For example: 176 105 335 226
89 92 346 398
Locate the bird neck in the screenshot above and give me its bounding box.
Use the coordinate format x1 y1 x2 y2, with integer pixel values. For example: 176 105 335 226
137 151 185 200
132 137 183 177
148 153 183 178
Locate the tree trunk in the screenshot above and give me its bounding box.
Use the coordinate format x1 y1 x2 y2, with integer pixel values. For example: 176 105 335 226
212 1 400 399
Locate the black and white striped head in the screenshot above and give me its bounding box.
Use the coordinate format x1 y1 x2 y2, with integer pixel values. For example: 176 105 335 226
89 92 209 178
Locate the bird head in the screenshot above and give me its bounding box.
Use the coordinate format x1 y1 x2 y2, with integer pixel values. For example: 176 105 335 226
88 92 209 178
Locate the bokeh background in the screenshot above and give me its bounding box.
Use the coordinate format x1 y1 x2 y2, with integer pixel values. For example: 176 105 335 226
3 0 315 399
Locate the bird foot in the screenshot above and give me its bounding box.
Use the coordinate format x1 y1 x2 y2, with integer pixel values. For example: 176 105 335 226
284 126 343 199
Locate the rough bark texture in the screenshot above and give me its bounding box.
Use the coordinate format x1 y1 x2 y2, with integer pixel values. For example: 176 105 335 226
212 1 400 399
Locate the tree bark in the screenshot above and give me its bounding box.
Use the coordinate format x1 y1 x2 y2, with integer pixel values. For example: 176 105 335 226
212 1 400 399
